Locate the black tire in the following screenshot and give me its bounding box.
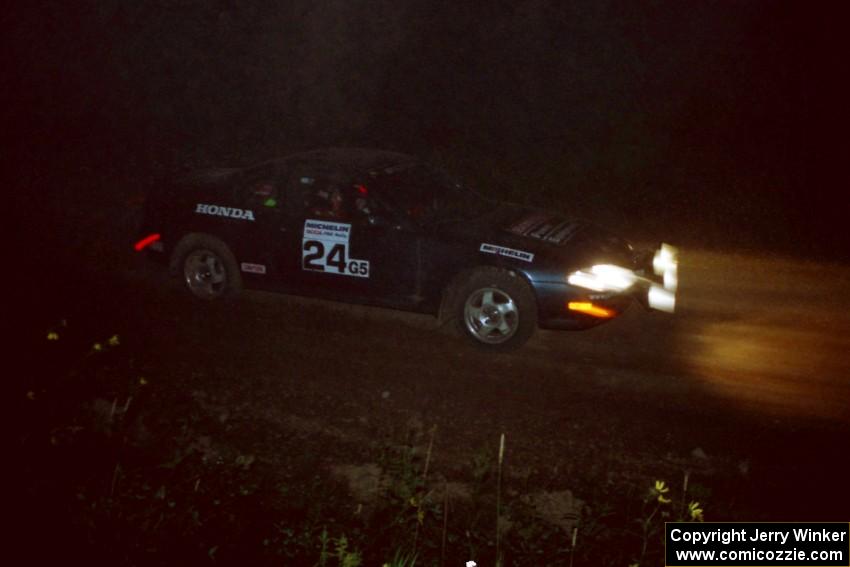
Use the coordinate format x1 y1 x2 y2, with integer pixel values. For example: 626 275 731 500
449 267 537 352
171 234 242 300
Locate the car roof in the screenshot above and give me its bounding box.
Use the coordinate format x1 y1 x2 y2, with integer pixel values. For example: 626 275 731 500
275 148 417 177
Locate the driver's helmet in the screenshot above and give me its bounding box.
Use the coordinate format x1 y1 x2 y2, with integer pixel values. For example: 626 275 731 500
313 186 345 218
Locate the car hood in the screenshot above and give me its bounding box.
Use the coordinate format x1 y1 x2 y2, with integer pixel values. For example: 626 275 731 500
435 204 638 270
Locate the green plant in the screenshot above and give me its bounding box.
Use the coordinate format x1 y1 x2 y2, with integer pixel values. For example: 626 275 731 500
382 548 417 567
317 528 331 567
495 432 505 567
630 475 707 567
316 528 362 567
376 430 441 553
334 534 362 567
470 445 493 487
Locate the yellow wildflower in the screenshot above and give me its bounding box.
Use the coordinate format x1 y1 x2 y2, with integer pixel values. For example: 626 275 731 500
654 480 671 504
688 501 704 522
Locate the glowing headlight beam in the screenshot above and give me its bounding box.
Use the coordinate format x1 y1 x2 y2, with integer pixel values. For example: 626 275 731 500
567 264 637 292
648 285 676 313
653 243 678 292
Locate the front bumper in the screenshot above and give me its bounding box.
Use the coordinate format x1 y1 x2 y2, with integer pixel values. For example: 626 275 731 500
535 281 633 330
535 243 678 330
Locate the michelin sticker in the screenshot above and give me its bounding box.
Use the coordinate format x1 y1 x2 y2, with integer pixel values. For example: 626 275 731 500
479 243 535 263
302 220 370 277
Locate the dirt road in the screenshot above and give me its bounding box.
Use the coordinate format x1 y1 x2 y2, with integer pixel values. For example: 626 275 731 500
25 241 846 519
16 233 850 566
540 248 850 423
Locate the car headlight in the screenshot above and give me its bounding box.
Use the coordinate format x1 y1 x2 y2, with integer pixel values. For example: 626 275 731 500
567 264 637 292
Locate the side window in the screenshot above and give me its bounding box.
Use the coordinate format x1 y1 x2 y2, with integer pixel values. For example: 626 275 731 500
242 177 282 210
350 183 387 226
299 177 353 221
247 179 280 208
237 162 284 210
287 174 385 225
371 170 435 225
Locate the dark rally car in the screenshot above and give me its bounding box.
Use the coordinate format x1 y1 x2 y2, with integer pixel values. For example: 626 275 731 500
136 148 677 351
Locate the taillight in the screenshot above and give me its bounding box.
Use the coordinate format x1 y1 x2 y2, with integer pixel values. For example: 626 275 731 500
134 233 161 251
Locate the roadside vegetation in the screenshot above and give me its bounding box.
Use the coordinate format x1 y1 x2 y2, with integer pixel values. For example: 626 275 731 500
17 319 717 566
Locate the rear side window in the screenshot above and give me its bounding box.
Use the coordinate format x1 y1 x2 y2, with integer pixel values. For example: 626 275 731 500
297 176 354 221
243 179 281 209
239 163 284 210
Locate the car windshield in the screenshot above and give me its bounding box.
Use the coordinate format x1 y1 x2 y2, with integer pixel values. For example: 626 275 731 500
369 163 492 225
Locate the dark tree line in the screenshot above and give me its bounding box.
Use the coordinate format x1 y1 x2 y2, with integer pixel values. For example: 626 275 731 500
5 1 843 256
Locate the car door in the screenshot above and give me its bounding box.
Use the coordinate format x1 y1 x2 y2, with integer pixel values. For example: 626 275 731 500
288 175 422 304
344 213 422 305
221 163 300 291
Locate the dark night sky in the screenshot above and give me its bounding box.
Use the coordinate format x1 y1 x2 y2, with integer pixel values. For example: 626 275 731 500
5 1 848 260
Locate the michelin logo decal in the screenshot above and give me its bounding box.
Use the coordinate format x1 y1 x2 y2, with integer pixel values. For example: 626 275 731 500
479 243 534 263
302 220 370 278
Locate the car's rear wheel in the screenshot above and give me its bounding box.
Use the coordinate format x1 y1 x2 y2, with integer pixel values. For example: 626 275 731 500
451 267 537 351
173 235 242 300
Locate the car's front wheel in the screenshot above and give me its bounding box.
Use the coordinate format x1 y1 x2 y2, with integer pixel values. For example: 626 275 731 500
173 234 242 300
450 267 537 351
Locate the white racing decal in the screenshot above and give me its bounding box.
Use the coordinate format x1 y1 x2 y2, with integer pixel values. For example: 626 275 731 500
479 243 535 263
195 203 256 221
240 262 267 274
302 220 370 278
